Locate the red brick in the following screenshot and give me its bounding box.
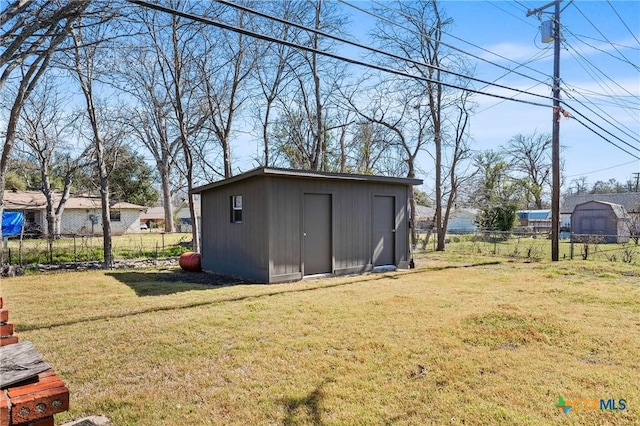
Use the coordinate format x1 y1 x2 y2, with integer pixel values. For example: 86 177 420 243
0 308 8 323
8 373 65 398
0 322 13 336
10 386 69 425
0 391 9 426
0 335 18 347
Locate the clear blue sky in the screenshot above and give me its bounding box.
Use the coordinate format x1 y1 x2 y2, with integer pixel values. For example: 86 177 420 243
402 0 640 187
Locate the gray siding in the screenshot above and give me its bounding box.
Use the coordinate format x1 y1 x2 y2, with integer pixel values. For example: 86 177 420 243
200 177 269 281
199 172 414 283
267 176 410 281
572 201 629 243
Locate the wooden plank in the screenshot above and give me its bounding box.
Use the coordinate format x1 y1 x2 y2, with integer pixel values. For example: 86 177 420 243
0 341 51 388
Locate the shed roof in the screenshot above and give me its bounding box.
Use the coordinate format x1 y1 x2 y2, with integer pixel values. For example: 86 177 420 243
562 193 640 214
191 167 423 194
573 200 629 219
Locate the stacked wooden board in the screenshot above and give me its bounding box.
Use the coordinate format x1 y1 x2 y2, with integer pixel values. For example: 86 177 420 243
0 297 69 426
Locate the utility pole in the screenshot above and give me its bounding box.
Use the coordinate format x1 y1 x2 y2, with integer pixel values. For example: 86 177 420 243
527 1 561 261
632 172 640 192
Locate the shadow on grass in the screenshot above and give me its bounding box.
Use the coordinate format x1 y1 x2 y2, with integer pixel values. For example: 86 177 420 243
20 260 502 332
282 380 332 426
105 270 254 297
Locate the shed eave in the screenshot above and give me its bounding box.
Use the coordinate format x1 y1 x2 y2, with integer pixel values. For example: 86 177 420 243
191 166 423 194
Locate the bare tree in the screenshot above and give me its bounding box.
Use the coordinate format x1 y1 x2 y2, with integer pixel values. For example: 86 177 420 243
251 1 305 167
369 0 475 250
69 13 118 268
439 90 475 244
271 0 349 171
198 3 257 179
16 75 89 258
504 132 552 209
344 77 428 245
0 0 89 264
115 29 185 232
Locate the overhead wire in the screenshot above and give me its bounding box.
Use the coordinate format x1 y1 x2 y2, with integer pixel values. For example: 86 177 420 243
607 0 640 46
485 0 537 28
572 1 640 72
215 0 552 101
564 159 639 179
348 0 552 83
563 105 640 155
562 36 640 126
561 85 640 141
128 0 640 161
568 114 640 160
126 0 555 109
361 0 639 158
562 28 640 104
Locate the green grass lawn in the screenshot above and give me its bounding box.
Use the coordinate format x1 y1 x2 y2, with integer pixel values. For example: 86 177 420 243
2 254 639 425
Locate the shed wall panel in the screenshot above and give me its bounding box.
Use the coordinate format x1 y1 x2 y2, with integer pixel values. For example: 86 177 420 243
200 178 268 281
267 177 410 277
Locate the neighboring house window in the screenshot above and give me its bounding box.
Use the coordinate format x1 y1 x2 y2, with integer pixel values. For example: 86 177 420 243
231 195 243 223
110 210 121 222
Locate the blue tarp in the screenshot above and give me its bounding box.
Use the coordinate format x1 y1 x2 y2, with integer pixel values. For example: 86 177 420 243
2 211 24 236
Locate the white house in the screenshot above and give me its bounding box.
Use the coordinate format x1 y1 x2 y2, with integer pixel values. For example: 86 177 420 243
3 189 146 236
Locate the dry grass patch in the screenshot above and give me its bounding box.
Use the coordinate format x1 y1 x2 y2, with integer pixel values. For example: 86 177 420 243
1 257 639 425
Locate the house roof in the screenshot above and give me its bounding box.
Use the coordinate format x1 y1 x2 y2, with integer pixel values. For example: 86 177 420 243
191 167 423 194
562 193 640 214
140 206 166 221
573 200 629 219
3 190 146 211
414 205 435 220
517 210 551 220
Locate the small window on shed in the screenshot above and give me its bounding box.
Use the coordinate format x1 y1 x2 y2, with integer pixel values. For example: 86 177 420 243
110 210 121 222
231 195 243 223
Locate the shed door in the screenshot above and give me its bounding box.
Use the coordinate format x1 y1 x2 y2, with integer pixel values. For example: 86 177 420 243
373 195 395 266
303 193 332 275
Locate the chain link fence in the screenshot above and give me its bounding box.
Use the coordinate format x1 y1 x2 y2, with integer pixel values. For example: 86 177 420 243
417 229 640 265
2 232 193 266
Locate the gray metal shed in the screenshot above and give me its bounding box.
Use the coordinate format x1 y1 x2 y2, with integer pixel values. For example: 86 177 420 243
191 167 423 283
571 200 630 243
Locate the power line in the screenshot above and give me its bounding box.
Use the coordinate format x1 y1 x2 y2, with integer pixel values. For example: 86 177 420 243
563 104 640 153
347 0 552 84
562 37 640 129
564 160 639 179
572 2 640 72
565 28 640 71
129 0 640 163
486 0 537 27
607 0 640 47
568 113 640 160
562 87 640 142
215 0 552 101
126 0 555 109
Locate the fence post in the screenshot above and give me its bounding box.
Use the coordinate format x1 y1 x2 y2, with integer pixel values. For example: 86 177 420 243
73 235 77 262
570 238 574 260
162 232 165 254
155 241 158 259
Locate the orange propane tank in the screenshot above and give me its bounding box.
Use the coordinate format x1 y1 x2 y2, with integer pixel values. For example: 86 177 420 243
179 252 201 272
